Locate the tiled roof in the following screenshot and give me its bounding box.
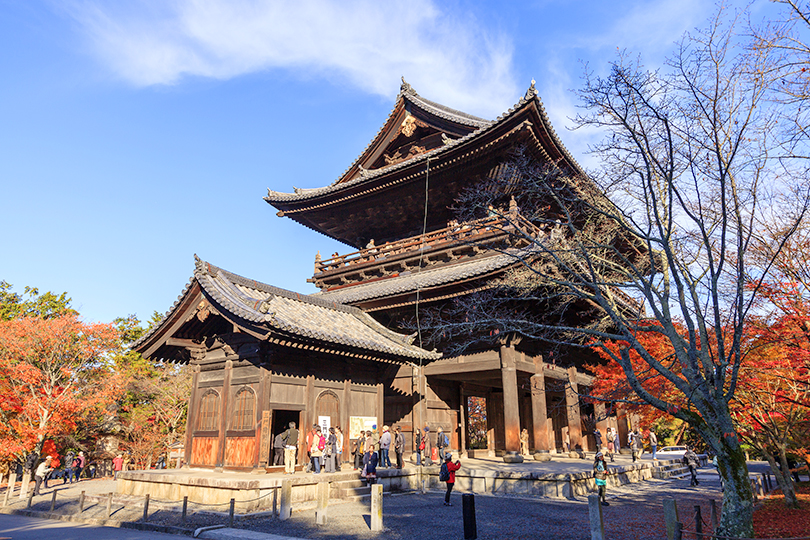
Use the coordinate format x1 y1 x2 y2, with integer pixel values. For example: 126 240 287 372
134 257 441 361
264 81 584 205
315 251 524 305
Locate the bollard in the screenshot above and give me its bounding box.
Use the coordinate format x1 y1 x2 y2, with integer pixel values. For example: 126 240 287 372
587 494 604 540
674 522 683 540
462 493 477 540
182 496 188 524
229 498 235 528
710 499 718 531
19 472 30 500
26 490 33 508
279 480 292 521
370 484 383 532
50 490 57 512
273 486 278 516
2 473 16 507
663 498 679 540
78 491 85 513
695 505 703 539
142 494 150 522
106 492 113 518
316 481 329 525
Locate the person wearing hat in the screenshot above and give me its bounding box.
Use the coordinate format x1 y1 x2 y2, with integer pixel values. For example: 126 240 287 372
379 425 392 468
33 455 53 496
422 426 433 466
112 454 124 480
593 451 609 506
440 453 462 506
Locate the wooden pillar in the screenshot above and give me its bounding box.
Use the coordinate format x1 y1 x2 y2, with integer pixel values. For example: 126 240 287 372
302 374 315 464
216 360 233 469
184 364 201 467
485 390 495 457
458 383 467 457
342 379 352 456
500 344 521 453
565 366 583 451
595 402 608 450
417 366 427 431
530 356 550 451
256 365 271 469
376 382 384 431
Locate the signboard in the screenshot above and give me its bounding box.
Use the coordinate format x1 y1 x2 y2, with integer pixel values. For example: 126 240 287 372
349 416 378 439
318 415 331 435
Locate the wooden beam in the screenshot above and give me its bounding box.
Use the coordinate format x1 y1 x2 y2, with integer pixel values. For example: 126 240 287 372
424 358 500 376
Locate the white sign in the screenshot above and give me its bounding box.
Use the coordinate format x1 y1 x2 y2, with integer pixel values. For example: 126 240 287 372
318 415 331 435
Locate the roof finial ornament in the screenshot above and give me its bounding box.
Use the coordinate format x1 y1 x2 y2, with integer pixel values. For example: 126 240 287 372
524 78 537 100
400 76 415 95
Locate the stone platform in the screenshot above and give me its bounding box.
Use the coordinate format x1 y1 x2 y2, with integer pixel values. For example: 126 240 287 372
117 454 707 511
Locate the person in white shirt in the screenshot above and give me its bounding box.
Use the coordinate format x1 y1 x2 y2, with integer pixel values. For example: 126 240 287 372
33 455 53 496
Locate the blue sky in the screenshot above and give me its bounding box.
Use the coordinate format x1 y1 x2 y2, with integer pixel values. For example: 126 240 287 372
0 0 764 325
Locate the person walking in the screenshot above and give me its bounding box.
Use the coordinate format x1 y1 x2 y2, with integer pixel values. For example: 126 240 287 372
76 451 86 480
33 456 53 496
606 428 615 462
310 426 325 474
613 430 621 459
112 454 124 480
380 425 392 468
336 426 344 470
282 421 299 474
593 428 603 452
649 429 658 460
440 454 462 506
683 446 700 486
631 430 642 462
436 427 448 462
415 429 423 466
593 452 609 506
394 425 405 469
324 427 337 473
273 431 285 466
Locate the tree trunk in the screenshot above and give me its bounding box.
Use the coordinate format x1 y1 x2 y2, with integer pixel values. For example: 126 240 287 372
777 447 799 507
712 411 755 538
762 451 796 506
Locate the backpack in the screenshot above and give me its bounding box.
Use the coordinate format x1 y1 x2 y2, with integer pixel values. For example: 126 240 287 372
439 462 450 482
318 435 325 451
444 434 449 447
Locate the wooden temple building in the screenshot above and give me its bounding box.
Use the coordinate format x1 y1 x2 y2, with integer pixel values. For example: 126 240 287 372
134 79 639 472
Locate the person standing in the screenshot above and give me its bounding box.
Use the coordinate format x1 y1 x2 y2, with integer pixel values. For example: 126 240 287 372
423 426 433 466
370 428 381 464
520 429 530 456
683 446 700 486
436 427 447 461
606 428 615 462
324 427 337 473
355 431 366 470
310 426 324 474
112 454 124 480
394 426 405 469
631 430 642 462
593 452 609 506
649 429 658 460
282 421 299 474
593 428 603 452
273 431 285 466
613 430 621 459
336 426 344 471
415 429 423 466
379 426 392 468
440 454 462 506
33 456 53 496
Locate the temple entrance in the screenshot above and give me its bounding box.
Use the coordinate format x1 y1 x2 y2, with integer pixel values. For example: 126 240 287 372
315 391 340 431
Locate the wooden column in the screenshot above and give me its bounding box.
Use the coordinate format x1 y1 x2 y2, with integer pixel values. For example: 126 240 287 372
595 402 608 450
302 374 315 464
256 366 271 469
417 366 427 432
565 366 583 451
342 379 351 456
184 364 201 467
216 360 233 469
530 356 550 451
458 383 467 457
499 344 521 453
376 382 384 430
485 390 495 457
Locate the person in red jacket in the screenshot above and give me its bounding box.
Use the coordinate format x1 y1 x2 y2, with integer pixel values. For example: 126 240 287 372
441 454 462 506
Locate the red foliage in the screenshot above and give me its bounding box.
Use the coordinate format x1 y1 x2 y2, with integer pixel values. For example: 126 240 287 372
753 483 810 538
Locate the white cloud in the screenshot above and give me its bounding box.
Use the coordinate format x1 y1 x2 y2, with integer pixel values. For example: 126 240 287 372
66 0 518 116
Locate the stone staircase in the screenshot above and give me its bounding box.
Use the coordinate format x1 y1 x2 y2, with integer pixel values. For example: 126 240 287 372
652 460 691 480
329 477 373 501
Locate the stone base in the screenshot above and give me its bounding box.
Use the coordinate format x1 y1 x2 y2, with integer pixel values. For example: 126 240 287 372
533 453 552 462
503 452 524 464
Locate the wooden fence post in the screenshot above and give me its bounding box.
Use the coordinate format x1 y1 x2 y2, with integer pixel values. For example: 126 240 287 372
50 490 57 512
694 505 703 539
182 496 188 524
228 498 235 528
142 494 150 522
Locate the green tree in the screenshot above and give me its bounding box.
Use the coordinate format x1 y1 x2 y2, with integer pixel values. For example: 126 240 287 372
0 281 75 321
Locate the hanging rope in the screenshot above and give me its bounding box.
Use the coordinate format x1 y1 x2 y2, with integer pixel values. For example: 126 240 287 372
415 157 430 351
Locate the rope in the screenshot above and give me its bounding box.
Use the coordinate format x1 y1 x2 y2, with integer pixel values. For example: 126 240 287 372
415 157 430 350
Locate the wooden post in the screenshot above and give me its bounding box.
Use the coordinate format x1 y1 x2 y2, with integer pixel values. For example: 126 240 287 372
500 344 521 453
216 360 233 469
279 479 292 520
2 473 16 507
142 494 150 522
228 498 235 528
459 384 467 457
18 471 30 500
316 481 328 525
273 486 278 516
26 490 33 508
663 498 679 540
694 505 703 539
50 490 57 512
587 494 605 540
530 366 549 451
710 499 718 531
674 522 683 540
78 491 85 513
565 366 583 451
370 484 383 532
106 492 113 518
182 496 188 523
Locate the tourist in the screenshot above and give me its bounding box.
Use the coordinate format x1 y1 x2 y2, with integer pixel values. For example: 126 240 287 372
613 430 621 458
336 426 344 470
649 429 658 460
364 445 378 486
422 426 433 466
306 424 318 463
631 430 642 462
441 453 462 506
370 428 380 462
563 429 570 453
593 452 609 506
593 428 603 451
273 431 285 466
112 454 124 480
394 426 405 469
354 431 366 470
683 446 700 486
324 427 337 473
33 456 53 496
310 426 325 474
415 428 423 466
379 425 392 468
436 426 448 461
520 428 530 456
606 428 615 462
283 421 299 474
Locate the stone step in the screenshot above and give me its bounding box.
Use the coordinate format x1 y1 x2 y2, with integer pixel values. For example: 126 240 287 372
330 479 367 490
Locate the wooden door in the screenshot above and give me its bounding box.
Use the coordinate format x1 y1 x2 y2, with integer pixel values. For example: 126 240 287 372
316 391 340 428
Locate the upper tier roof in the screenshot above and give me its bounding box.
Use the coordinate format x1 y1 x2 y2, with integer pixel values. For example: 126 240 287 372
265 80 586 248
132 256 441 362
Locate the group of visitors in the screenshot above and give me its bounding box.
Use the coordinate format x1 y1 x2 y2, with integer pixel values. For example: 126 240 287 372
415 425 450 466
592 427 658 462
354 425 406 472
304 424 344 474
